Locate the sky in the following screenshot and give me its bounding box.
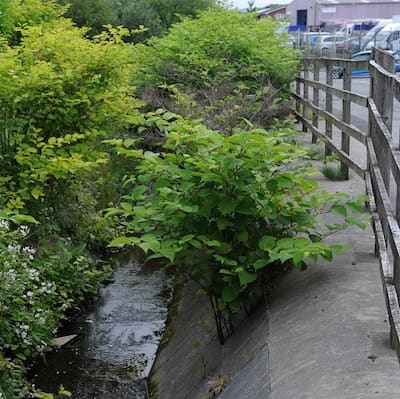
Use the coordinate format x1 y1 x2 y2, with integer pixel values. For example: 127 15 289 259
229 0 289 10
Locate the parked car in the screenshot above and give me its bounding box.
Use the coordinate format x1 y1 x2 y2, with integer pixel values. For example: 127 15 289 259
299 32 330 49
317 34 346 55
331 50 400 78
365 22 400 51
361 19 392 51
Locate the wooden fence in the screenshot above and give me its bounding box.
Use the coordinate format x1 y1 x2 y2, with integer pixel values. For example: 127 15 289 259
293 48 400 360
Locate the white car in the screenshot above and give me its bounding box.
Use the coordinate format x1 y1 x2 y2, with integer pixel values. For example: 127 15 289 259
317 35 346 55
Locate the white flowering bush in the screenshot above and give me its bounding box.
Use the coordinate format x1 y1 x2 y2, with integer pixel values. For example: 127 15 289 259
0 217 110 397
0 222 56 360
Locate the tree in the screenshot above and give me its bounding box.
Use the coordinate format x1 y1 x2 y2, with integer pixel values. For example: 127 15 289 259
247 0 255 12
114 0 164 42
59 0 117 36
57 0 219 40
132 9 299 133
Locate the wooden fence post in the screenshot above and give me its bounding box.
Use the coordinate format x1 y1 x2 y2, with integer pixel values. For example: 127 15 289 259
302 60 309 132
312 60 320 144
325 61 333 156
341 62 351 179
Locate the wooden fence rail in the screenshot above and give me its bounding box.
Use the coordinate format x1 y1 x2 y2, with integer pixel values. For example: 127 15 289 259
293 48 400 361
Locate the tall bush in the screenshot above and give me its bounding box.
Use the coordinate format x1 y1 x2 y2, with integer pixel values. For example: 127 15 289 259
106 115 366 343
0 20 141 245
132 10 299 133
0 7 140 396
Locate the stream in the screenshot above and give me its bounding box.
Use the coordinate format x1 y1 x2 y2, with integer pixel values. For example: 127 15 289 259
30 249 172 398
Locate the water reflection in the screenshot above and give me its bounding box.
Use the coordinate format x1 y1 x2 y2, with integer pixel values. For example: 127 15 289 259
31 249 172 398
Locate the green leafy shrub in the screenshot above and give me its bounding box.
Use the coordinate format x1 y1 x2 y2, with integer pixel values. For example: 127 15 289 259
0 8 139 395
0 20 141 244
0 353 29 399
132 10 299 133
106 115 366 343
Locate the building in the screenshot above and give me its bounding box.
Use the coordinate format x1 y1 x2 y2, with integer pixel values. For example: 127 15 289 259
257 6 287 20
286 0 400 28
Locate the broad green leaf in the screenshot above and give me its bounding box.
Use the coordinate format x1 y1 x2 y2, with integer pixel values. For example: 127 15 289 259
222 285 240 303
189 239 202 248
179 234 195 244
330 244 343 255
236 230 249 243
309 233 321 243
104 207 124 217
254 258 269 270
139 240 160 254
276 237 293 249
346 198 367 212
205 239 222 247
215 255 237 266
216 217 233 230
238 270 257 285
31 187 42 200
108 236 140 247
11 214 39 225
278 251 293 263
159 247 176 263
120 202 133 213
259 235 275 251
344 216 366 229
219 269 233 275
294 237 311 248
293 250 304 266
321 249 333 261
130 185 148 199
181 205 197 213
141 233 158 242
325 223 341 231
219 199 236 215
331 204 347 217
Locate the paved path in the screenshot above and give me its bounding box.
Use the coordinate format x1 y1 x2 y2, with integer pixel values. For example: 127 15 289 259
267 161 400 398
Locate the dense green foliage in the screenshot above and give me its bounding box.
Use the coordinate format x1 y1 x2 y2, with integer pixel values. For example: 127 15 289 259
0 0 67 42
133 10 299 133
0 20 140 244
107 115 366 343
0 0 363 395
59 0 218 40
0 2 140 396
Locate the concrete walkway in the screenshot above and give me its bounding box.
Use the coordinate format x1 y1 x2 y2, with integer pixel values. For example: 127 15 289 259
268 169 400 398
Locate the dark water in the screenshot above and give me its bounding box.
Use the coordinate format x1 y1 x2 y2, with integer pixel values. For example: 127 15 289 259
30 250 172 398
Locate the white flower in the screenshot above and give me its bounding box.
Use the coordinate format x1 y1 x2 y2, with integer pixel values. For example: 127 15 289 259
0 219 9 230
23 246 36 260
19 225 29 237
7 244 21 255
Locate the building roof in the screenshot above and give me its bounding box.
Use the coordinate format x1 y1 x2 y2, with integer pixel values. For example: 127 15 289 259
317 0 400 4
257 6 287 18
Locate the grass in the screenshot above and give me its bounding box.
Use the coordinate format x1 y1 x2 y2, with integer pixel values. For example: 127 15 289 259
322 161 348 180
304 143 325 161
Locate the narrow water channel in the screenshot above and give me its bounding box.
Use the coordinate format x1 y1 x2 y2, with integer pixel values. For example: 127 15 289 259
30 249 172 398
